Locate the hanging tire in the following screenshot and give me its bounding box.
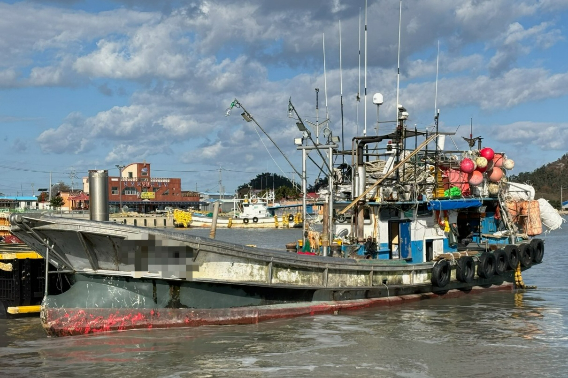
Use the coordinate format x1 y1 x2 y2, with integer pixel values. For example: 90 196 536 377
431 259 451 287
337 213 346 223
477 252 495 279
519 243 533 268
288 214 294 222
456 256 474 283
504 245 519 270
243 218 249 224
493 249 508 276
530 239 544 264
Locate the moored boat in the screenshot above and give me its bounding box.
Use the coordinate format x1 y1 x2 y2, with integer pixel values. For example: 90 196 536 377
7 97 565 337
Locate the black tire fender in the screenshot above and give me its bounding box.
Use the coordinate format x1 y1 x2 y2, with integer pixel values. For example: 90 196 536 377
493 249 508 276
456 256 475 283
431 259 451 287
477 251 495 279
504 245 519 270
288 214 294 222
530 239 544 264
519 243 533 268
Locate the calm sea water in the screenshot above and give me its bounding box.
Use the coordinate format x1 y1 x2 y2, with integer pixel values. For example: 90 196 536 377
1 223 567 378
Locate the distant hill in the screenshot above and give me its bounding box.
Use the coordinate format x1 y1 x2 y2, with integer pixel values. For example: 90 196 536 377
509 153 568 208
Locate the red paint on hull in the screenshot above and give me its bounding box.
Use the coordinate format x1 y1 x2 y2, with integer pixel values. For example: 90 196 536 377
41 283 513 337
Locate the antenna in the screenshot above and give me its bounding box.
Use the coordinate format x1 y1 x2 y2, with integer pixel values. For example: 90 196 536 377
396 0 402 117
364 0 368 136
357 7 361 136
339 20 345 164
435 40 439 116
323 33 329 120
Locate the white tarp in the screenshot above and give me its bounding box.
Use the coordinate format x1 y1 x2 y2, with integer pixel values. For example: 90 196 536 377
537 198 565 232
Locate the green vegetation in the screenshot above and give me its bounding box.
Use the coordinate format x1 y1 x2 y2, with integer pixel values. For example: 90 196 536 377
509 153 568 209
49 196 65 209
238 173 300 200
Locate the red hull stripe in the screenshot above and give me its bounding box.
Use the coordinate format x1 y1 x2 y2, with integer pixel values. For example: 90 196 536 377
43 283 513 337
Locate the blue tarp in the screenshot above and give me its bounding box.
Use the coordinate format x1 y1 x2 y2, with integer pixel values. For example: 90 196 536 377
427 199 482 211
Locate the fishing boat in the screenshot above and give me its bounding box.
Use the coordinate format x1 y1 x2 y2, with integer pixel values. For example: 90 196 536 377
7 99 564 336
175 192 306 229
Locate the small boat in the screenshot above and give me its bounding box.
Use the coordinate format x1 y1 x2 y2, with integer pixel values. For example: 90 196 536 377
175 193 305 229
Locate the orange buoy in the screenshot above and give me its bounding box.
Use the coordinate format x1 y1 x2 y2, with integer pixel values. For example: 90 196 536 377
488 167 504 182
468 170 484 186
493 153 504 167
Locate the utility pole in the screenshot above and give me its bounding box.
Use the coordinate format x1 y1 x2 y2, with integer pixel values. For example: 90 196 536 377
116 165 125 212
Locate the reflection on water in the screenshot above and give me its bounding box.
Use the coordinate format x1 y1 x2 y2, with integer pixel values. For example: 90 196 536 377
1 226 568 377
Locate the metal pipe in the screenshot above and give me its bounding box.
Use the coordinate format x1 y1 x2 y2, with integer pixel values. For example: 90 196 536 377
209 201 220 239
89 170 109 221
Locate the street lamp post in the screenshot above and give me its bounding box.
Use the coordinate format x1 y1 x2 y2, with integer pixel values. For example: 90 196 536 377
115 165 125 212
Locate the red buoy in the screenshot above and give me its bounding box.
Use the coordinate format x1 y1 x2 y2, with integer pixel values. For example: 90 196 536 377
480 147 495 161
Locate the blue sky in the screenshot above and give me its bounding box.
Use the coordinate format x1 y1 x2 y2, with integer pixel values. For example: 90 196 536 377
1 0 568 196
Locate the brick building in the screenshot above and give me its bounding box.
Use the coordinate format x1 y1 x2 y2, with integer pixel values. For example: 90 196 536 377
82 162 202 213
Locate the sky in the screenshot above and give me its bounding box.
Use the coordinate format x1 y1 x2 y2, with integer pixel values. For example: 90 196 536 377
1 0 568 197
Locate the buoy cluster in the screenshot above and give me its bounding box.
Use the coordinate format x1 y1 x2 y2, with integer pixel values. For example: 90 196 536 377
459 147 514 191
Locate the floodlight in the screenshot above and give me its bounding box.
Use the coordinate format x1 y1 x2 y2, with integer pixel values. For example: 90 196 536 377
296 121 308 132
241 112 253 122
294 137 303 146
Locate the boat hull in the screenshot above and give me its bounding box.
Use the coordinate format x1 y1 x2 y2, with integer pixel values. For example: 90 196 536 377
39 269 515 336
41 282 513 337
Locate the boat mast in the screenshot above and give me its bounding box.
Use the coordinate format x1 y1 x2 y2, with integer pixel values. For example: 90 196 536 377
357 8 361 136
339 20 345 165
364 0 368 136
396 0 402 116
323 33 329 122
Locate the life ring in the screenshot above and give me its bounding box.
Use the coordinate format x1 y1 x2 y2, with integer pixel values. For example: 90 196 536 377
477 252 495 279
243 218 249 224
431 259 451 287
456 256 474 283
337 213 346 223
518 243 533 268
493 249 508 276
288 214 294 222
530 239 544 263
252 217 259 223
504 245 519 270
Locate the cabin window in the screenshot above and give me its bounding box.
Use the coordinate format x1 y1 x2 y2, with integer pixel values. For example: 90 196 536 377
380 208 399 220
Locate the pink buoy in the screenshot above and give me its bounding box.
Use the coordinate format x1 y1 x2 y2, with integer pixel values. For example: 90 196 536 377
480 147 495 161
493 153 504 167
468 170 484 186
488 167 504 182
460 158 475 173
